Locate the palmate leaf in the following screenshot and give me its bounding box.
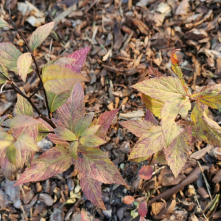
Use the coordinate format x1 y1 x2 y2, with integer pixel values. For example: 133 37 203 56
96 109 119 139
56 84 85 132
17 52 32 82
0 43 22 72
15 94 33 116
69 141 78 159
54 126 77 141
47 133 69 146
80 174 106 210
191 104 221 146
37 118 53 142
165 126 192 177
141 94 164 118
161 96 191 146
73 146 127 186
191 84 221 109
129 125 165 162
29 22 55 51
81 125 100 137
42 64 88 94
132 77 190 103
15 146 72 186
120 119 153 138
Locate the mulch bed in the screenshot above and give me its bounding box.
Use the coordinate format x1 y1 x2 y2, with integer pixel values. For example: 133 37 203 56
0 0 221 220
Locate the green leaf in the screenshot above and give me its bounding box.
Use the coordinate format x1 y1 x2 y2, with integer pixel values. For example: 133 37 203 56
142 94 164 118
0 131 14 150
15 94 33 116
6 144 17 165
132 77 190 102
14 134 38 151
54 126 77 141
0 43 22 72
37 119 53 142
120 119 153 137
165 126 192 177
29 22 55 50
73 146 127 186
15 146 72 186
17 52 32 82
47 90 72 113
129 125 165 161
69 141 78 159
191 104 221 146
80 175 106 210
0 18 9 28
161 96 191 146
74 114 94 137
81 125 100 137
80 135 106 148
42 64 88 94
0 62 9 84
191 84 221 109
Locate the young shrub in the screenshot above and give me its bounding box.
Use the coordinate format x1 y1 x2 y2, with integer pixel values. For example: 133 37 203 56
0 20 127 209
121 49 221 177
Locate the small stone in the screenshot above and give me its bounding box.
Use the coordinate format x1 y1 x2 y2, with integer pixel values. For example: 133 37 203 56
103 209 112 218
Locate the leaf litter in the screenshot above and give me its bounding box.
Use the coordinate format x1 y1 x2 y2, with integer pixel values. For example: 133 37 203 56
0 0 221 220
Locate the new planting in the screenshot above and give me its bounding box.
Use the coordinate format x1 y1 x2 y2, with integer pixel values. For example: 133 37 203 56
0 18 220 215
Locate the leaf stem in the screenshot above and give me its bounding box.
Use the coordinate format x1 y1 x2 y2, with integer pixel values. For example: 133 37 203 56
2 13 51 119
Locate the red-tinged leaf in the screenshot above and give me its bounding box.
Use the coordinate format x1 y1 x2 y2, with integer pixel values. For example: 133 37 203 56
56 84 85 132
165 126 192 177
0 43 22 72
96 109 119 139
151 150 166 165
15 146 72 186
191 104 221 146
69 141 78 159
132 77 190 103
6 144 17 165
14 134 38 151
73 146 127 186
141 94 163 118
138 165 153 180
42 64 88 94
15 94 33 116
0 131 14 150
54 126 77 141
47 133 69 146
6 115 39 129
129 125 165 162
66 47 91 73
170 49 181 65
17 52 32 82
81 125 100 137
47 90 72 113
123 196 135 204
144 109 158 125
74 114 94 136
138 201 147 217
148 66 163 77
80 135 106 148
29 22 55 50
0 115 10 126
80 175 106 210
161 96 191 146
191 84 221 109
12 124 38 141
139 217 147 221
120 119 153 137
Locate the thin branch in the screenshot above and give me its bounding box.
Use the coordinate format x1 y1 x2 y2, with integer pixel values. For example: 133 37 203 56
2 13 51 119
29 82 43 99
